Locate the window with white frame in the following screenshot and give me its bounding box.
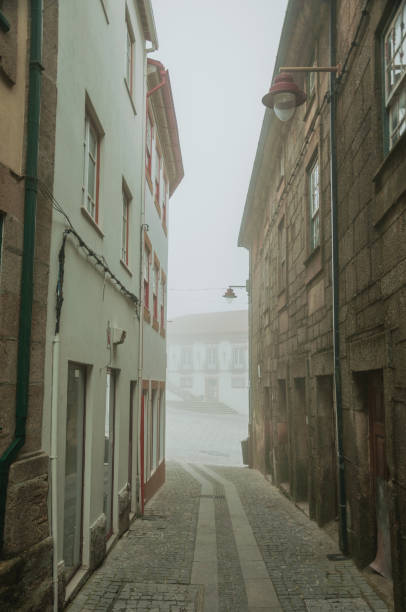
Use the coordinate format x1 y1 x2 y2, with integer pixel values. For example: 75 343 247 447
181 346 193 368
82 112 100 222
232 346 245 370
384 0 406 149
121 188 130 265
309 157 320 251
125 13 135 96
206 345 217 369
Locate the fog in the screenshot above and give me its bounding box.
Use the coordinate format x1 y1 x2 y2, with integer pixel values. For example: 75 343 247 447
151 0 288 319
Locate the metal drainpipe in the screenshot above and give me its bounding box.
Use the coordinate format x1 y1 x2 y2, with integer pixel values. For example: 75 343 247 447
0 0 43 552
329 0 348 556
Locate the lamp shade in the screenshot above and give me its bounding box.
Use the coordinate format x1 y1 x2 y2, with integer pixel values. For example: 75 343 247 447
223 287 237 303
262 72 306 120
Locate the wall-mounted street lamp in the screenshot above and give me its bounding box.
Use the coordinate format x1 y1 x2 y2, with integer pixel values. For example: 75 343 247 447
222 284 248 304
262 65 340 121
259 18 349 558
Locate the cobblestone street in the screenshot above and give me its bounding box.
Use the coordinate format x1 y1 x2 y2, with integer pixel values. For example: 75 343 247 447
67 462 390 612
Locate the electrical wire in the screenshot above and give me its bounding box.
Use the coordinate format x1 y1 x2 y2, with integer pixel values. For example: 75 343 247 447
37 178 140 330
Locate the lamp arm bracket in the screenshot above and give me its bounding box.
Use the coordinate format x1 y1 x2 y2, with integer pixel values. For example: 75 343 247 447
280 64 342 76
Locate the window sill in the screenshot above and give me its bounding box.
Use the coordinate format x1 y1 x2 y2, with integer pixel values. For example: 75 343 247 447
304 245 322 284
124 78 137 115
120 259 132 276
144 307 151 323
81 206 104 237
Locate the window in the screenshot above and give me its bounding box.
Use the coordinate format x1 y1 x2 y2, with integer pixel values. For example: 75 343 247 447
232 346 245 370
207 345 217 369
125 14 135 96
153 260 159 321
104 370 115 539
306 52 316 102
309 158 320 251
143 241 150 309
155 148 161 209
384 0 406 149
121 188 130 265
181 346 193 369
64 363 86 580
146 110 153 179
82 112 100 223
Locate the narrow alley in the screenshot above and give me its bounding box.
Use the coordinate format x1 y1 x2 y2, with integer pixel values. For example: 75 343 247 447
67 462 389 612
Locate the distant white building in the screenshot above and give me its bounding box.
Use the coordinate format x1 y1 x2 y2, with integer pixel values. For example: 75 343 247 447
167 311 249 415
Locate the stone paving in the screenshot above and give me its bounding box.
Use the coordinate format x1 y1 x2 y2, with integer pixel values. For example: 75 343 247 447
67 461 391 612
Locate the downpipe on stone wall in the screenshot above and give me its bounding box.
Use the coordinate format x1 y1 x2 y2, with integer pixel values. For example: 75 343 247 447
329 0 348 556
0 0 43 554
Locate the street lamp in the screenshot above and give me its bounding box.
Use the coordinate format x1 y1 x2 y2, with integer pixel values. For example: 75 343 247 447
262 66 340 121
222 284 247 304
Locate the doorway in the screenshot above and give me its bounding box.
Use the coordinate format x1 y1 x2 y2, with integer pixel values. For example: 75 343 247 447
367 370 392 579
104 369 116 540
63 363 86 581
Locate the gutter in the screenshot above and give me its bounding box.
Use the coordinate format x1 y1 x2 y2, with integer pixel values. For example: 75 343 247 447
0 0 43 551
329 0 348 556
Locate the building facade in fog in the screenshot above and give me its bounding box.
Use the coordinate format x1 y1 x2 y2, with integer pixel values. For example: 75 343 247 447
239 1 406 610
0 1 183 609
140 58 184 505
167 311 249 415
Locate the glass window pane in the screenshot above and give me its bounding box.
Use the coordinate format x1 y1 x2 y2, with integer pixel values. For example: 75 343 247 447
63 364 86 579
104 372 115 538
89 124 97 158
87 157 96 200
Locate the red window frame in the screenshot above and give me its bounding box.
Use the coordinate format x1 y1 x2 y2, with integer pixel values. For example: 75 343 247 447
155 149 161 206
153 264 159 320
146 110 153 178
83 113 101 224
160 272 166 330
144 246 150 309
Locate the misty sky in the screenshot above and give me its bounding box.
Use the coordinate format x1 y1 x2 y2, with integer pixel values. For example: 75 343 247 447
151 0 288 319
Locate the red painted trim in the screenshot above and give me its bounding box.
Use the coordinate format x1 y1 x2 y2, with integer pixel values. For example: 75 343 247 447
140 393 145 514
95 138 101 224
125 196 129 265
